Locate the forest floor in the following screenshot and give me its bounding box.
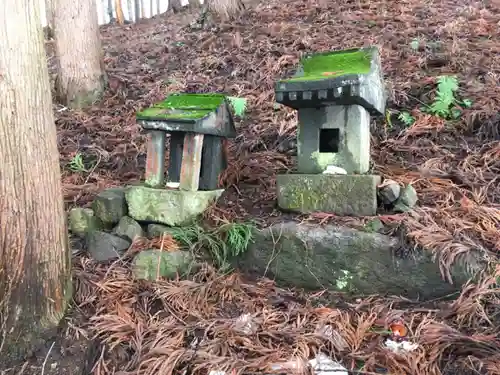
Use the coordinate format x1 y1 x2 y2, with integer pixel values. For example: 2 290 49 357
3 0 500 374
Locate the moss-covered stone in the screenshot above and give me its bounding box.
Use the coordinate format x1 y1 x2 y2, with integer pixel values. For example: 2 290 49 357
113 216 144 241
125 185 223 226
147 223 177 238
235 222 485 299
92 188 128 226
132 249 194 280
68 207 103 237
277 174 380 216
393 184 418 213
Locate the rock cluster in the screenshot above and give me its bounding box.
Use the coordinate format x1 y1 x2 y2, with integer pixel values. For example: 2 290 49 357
68 185 222 280
377 180 418 213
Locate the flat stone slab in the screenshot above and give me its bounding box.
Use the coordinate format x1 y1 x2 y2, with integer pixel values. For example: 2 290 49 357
125 185 223 226
235 222 485 300
277 174 380 216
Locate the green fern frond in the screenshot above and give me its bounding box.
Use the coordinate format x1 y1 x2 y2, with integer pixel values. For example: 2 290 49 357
227 96 247 117
398 111 415 127
436 75 459 93
426 75 460 119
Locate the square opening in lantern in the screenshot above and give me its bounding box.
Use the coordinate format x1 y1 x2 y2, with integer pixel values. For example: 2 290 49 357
319 128 340 153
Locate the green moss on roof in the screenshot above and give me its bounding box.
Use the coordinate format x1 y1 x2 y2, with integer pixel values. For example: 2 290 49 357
136 93 226 121
281 49 372 83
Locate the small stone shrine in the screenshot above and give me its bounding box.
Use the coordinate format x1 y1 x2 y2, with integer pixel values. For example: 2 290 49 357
136 93 235 191
274 47 386 216
124 93 235 226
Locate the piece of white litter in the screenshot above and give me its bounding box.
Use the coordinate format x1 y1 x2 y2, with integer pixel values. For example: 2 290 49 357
322 165 347 175
166 182 180 188
314 324 348 351
308 353 348 375
208 371 227 375
384 339 419 353
233 313 258 335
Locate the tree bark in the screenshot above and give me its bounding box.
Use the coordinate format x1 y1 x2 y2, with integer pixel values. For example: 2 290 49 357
188 0 201 8
168 0 183 13
134 0 141 21
0 0 71 363
53 0 107 109
116 0 125 24
207 0 245 19
44 0 54 39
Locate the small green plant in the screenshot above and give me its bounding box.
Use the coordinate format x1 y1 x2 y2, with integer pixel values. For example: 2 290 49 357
423 75 472 120
385 109 393 129
363 218 384 233
68 153 88 173
227 96 247 117
461 98 473 108
217 223 254 257
398 111 415 127
410 38 420 51
169 222 255 269
427 75 459 119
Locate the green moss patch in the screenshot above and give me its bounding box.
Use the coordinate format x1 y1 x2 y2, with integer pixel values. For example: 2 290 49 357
283 49 372 83
136 93 226 121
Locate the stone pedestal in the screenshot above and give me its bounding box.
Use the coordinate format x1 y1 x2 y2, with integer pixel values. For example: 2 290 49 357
276 174 380 216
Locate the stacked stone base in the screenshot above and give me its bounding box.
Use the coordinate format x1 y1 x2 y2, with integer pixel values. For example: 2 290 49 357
276 174 380 217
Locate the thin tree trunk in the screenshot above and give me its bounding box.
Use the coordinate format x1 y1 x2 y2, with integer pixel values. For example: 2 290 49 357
156 0 160 15
108 0 115 22
53 0 107 109
208 0 244 19
44 0 54 38
134 0 141 21
188 0 201 8
0 0 71 362
125 0 132 21
115 0 125 24
168 0 183 12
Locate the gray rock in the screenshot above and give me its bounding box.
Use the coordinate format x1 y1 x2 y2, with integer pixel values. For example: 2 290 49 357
393 184 418 212
235 221 485 300
147 223 177 239
86 231 131 261
126 185 223 226
378 180 401 204
92 188 128 226
113 216 144 241
132 249 194 280
68 207 103 237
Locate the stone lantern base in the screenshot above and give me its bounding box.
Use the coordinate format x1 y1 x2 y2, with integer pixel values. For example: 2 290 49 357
276 174 380 217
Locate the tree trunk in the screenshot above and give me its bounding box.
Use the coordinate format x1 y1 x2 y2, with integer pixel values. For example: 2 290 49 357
53 0 107 109
115 0 125 24
0 0 71 363
207 0 244 19
134 0 140 21
168 0 183 13
188 0 201 8
44 0 54 39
